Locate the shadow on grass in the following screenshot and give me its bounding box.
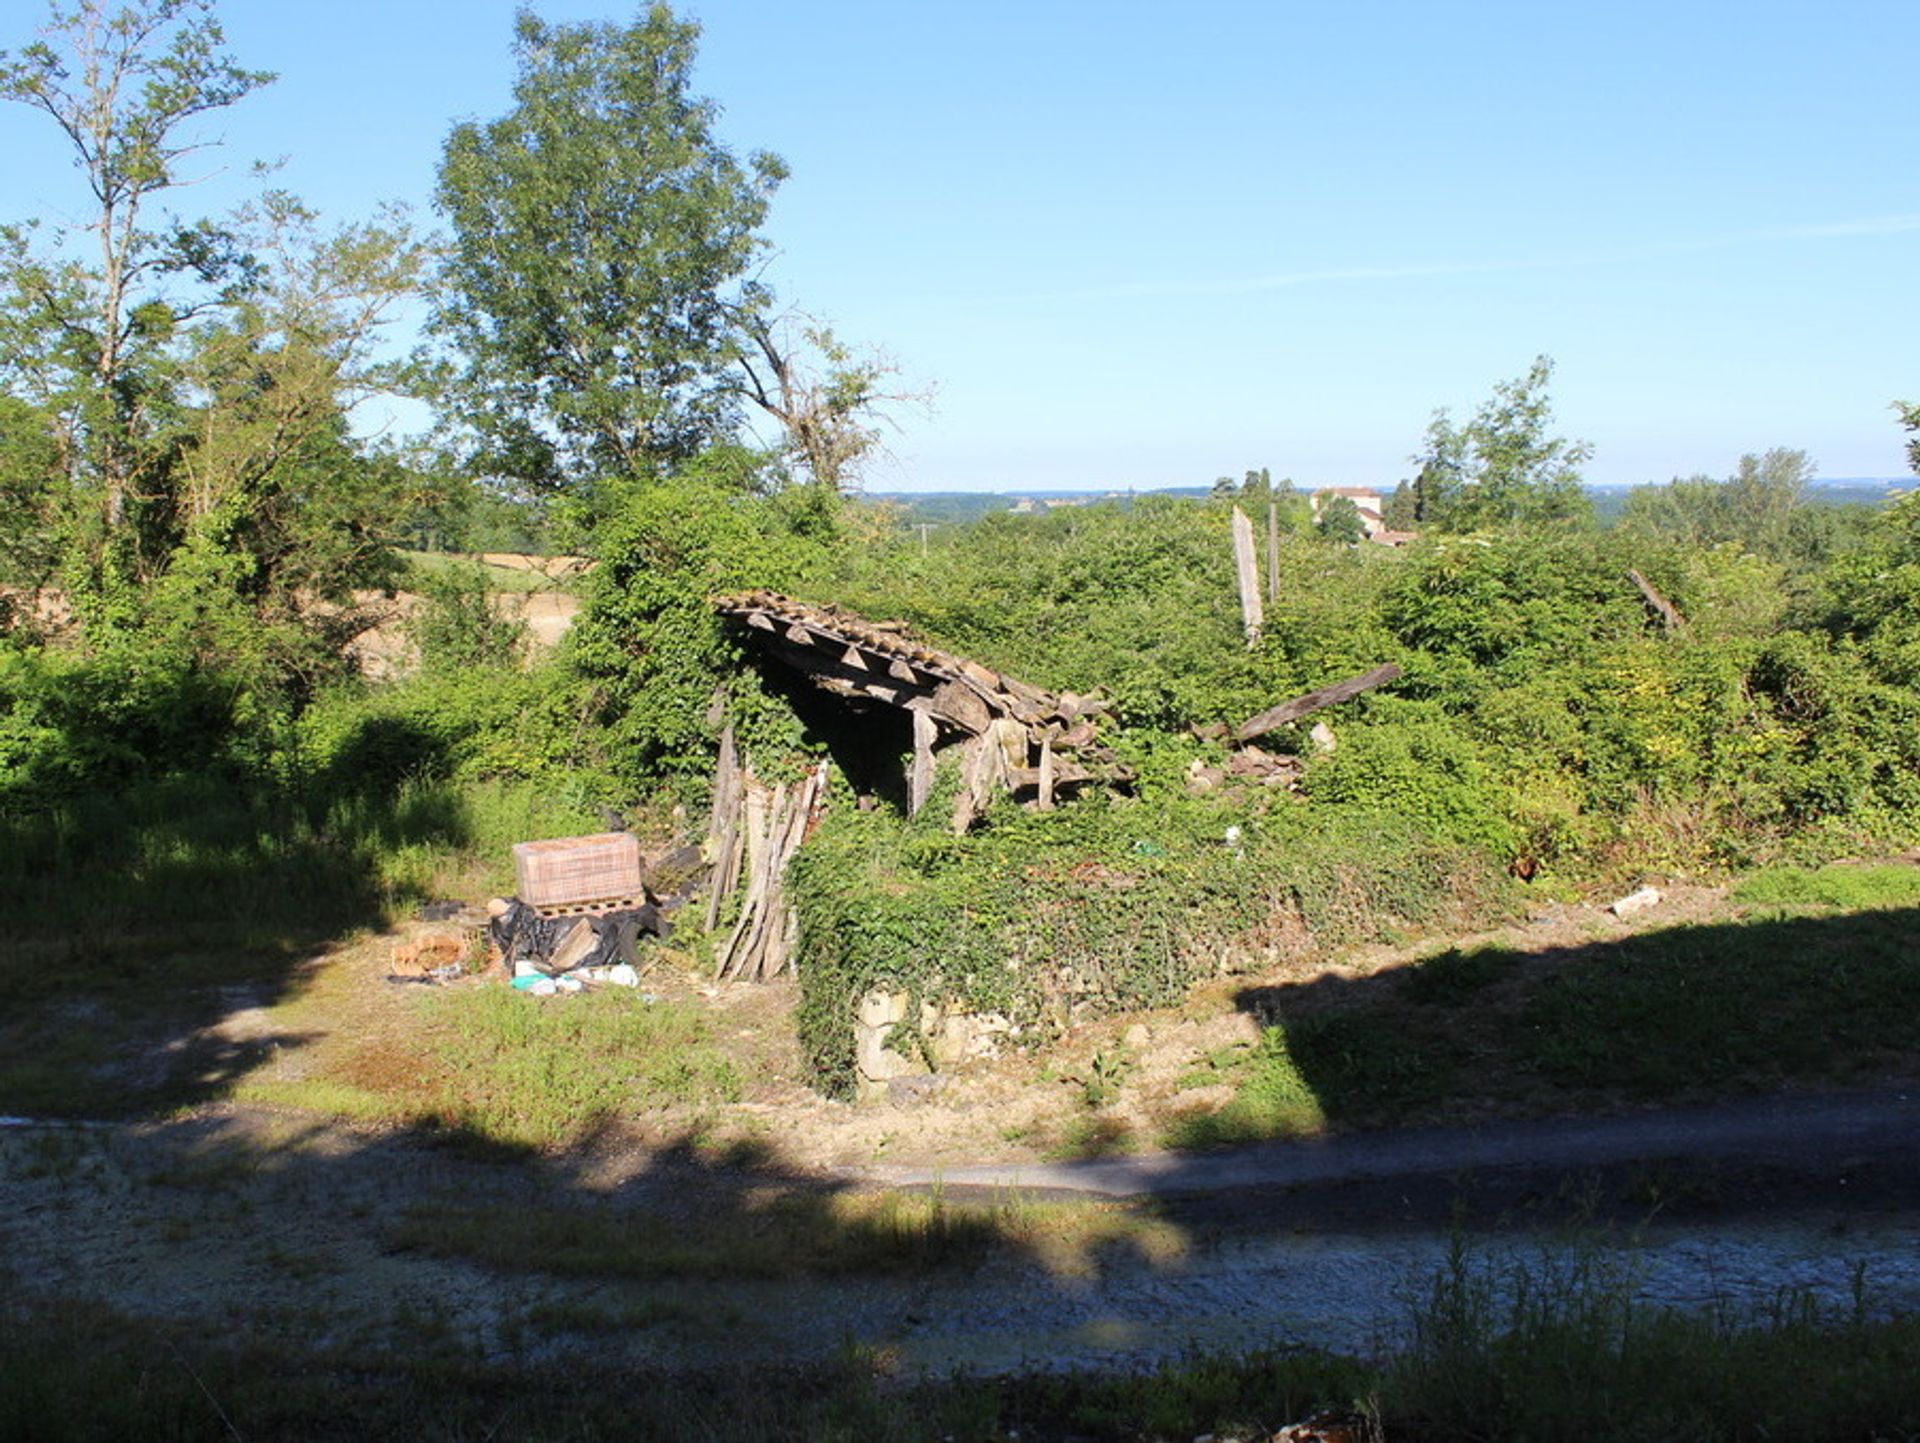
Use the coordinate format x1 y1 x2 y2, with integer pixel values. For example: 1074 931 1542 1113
0 713 465 1120
9 767 1920 1443
1217 903 1920 1138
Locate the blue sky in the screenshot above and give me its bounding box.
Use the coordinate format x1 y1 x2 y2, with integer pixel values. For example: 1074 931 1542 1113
3 0 1916 492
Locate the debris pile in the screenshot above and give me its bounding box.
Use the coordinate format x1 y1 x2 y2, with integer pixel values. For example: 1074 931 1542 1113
486 832 685 995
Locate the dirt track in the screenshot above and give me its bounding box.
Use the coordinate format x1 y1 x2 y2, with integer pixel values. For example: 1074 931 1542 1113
866 1084 1920 1209
6 1085 1920 1374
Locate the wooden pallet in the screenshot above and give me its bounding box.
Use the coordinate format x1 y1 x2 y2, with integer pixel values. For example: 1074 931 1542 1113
529 895 646 920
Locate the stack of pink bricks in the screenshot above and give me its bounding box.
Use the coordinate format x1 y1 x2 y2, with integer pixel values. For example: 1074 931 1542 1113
511 833 643 909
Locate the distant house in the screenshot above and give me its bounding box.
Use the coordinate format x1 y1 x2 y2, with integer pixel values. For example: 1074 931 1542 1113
1311 486 1387 537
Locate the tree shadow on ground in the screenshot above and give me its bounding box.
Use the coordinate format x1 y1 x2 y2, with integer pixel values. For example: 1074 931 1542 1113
1227 903 1920 1133
9 820 1920 1439
0 712 465 1119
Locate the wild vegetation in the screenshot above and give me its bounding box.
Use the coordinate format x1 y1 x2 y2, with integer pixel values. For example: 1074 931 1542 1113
4 1 1920 1438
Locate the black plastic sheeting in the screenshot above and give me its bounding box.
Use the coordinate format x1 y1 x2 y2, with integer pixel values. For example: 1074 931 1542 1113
489 900 668 974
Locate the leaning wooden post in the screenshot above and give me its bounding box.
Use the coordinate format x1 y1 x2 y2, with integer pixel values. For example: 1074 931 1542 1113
1232 505 1263 647
704 724 739 931
1233 663 1404 743
1628 569 1690 636
1266 501 1280 606
907 706 937 817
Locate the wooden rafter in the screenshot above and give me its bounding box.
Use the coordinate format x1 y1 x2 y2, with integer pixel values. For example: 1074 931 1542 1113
713 590 1133 824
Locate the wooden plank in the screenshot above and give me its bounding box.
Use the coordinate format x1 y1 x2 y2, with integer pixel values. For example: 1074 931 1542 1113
992 716 1029 773
1036 734 1056 811
952 735 987 834
702 725 739 932
929 679 991 735
908 707 937 818
1232 505 1264 647
1266 501 1279 606
1009 758 1095 789
715 783 775 981
1233 663 1403 743
1628 569 1689 635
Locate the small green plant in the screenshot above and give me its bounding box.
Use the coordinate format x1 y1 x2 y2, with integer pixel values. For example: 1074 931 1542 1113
1164 1028 1326 1149
409 556 528 673
1079 1046 1133 1108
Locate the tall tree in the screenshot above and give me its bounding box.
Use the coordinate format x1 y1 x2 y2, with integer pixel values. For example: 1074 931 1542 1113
730 310 928 496
1619 448 1835 566
1315 492 1366 544
1383 478 1418 531
433 4 786 501
150 191 433 681
1895 400 1920 477
0 0 270 569
1 0 431 686
1411 357 1592 531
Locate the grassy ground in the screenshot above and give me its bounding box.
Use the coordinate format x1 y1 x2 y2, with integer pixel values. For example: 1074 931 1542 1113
6 801 1920 1439
5 1237 1917 1442
0 774 602 1120
1159 863 1920 1152
5 779 1920 1160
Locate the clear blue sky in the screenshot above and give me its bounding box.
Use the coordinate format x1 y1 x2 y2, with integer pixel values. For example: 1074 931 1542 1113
3 0 1915 492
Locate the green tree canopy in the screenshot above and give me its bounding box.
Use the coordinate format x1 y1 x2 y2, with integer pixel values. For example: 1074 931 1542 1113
1618 448 1845 566
1411 357 1593 532
1315 492 1367 544
0 0 272 598
433 4 787 502
1 0 432 701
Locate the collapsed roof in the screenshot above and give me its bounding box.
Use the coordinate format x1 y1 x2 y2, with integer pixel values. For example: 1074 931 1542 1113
713 590 1131 825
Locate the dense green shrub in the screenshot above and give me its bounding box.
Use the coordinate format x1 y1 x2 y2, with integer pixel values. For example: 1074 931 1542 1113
294 663 615 801
410 556 529 672
568 474 841 789
790 772 1509 1096
0 645 256 805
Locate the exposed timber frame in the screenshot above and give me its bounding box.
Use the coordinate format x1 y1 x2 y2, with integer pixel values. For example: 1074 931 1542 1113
713 590 1132 829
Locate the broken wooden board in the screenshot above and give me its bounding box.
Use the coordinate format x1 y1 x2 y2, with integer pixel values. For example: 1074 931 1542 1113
1232 663 1403 743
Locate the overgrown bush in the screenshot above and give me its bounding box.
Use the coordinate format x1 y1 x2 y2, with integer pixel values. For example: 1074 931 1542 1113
410 556 528 672
790 772 1509 1097
568 474 841 790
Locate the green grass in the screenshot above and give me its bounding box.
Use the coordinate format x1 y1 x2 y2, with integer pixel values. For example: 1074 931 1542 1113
1163 1028 1325 1150
1732 860 1920 910
389 1185 1022 1282
1397 943 1521 1005
0 771 602 1120
1176 888 1920 1145
1518 907 1920 1096
426 989 741 1148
